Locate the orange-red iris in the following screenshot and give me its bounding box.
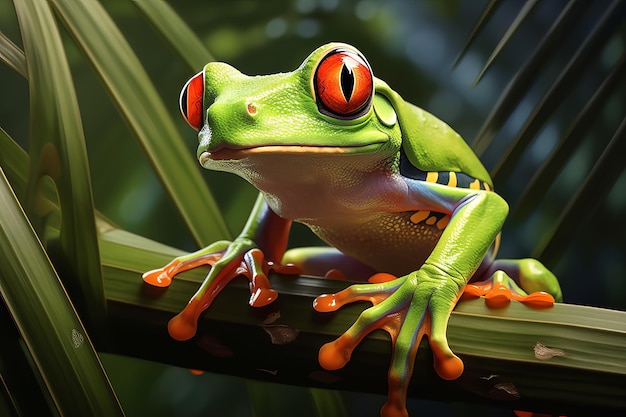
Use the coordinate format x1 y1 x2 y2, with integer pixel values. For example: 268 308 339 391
180 71 204 131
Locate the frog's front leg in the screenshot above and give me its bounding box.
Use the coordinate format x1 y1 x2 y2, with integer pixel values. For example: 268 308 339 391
315 266 467 417
314 188 509 417
143 194 299 341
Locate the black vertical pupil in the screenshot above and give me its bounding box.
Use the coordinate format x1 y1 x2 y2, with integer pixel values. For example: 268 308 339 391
340 63 354 102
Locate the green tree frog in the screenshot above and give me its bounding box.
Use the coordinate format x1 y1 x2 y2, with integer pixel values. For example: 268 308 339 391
143 43 562 417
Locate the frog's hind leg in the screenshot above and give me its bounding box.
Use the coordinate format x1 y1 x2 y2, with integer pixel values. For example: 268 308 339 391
282 247 377 281
464 258 562 308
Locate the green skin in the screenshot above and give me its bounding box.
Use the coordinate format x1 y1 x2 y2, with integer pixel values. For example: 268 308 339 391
144 43 562 417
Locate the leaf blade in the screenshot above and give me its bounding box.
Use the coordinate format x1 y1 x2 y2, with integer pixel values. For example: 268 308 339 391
0 31 26 77
132 0 215 70
473 0 540 85
0 169 124 416
512 53 626 221
452 0 501 69
471 0 591 155
50 0 231 245
534 114 626 264
491 0 626 183
14 0 106 330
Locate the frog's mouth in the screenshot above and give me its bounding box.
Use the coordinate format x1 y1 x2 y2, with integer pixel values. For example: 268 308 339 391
199 144 382 167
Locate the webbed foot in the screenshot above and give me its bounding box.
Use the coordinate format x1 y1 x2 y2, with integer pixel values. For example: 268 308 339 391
145 240 300 341
314 265 465 417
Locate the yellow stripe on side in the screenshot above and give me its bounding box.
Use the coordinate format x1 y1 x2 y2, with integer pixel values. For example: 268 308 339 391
448 171 457 187
425 172 438 183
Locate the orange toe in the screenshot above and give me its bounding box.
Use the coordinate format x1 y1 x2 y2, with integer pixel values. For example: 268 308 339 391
142 268 173 287
519 291 555 309
312 293 339 312
484 284 513 308
368 272 398 284
318 338 350 370
461 284 483 299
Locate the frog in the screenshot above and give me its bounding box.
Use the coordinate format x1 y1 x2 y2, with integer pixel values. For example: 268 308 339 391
143 43 562 417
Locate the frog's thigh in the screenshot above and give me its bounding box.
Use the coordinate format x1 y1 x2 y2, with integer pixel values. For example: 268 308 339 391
282 247 376 281
476 258 562 302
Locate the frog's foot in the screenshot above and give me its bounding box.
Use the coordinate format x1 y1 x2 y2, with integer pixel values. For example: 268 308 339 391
142 240 232 287
314 268 465 417
463 270 555 309
167 248 300 341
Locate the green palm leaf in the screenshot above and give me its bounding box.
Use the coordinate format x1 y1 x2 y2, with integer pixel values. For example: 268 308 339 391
0 169 124 416
472 0 540 85
14 0 105 331
470 0 591 156
0 30 25 77
49 0 230 246
535 115 626 264
513 55 626 221
132 0 215 69
490 0 625 184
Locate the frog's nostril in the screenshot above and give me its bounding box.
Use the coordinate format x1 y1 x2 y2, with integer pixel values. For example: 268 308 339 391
246 101 258 116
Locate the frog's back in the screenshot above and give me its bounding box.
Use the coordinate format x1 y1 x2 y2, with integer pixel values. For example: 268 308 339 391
397 102 492 187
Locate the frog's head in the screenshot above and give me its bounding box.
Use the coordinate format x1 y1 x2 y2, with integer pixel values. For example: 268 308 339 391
179 43 402 186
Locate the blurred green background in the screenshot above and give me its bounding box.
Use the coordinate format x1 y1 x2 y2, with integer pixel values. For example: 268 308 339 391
1 0 624 416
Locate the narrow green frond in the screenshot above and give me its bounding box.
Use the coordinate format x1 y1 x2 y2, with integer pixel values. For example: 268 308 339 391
0 169 124 416
534 115 626 264
512 54 626 221
49 0 231 245
14 0 105 331
491 1 625 183
0 31 26 77
132 0 215 69
471 0 591 155
0 128 29 200
473 0 540 85
451 0 500 69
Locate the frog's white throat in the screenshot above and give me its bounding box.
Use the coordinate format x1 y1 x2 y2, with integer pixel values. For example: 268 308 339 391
198 147 404 221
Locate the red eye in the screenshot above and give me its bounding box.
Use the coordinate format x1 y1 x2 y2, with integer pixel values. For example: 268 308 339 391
314 49 373 119
180 71 204 131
